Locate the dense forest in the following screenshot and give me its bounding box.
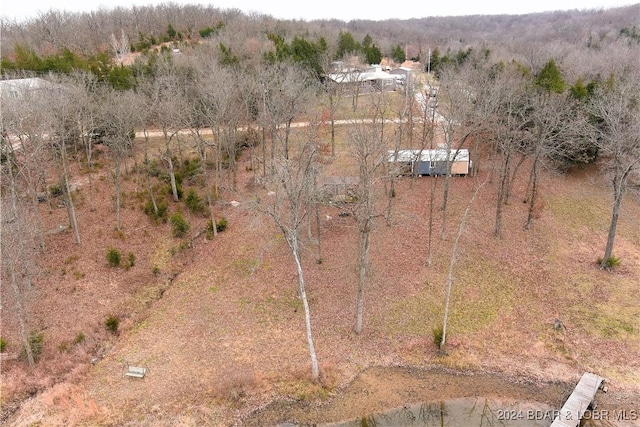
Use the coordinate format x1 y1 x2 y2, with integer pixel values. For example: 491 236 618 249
2 3 640 78
1 4 639 426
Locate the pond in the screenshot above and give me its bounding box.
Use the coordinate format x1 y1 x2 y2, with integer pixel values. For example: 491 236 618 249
320 397 559 427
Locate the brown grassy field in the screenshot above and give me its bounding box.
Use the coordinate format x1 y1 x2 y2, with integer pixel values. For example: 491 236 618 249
1 114 639 426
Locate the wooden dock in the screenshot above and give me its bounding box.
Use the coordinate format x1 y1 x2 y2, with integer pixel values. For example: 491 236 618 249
551 372 606 427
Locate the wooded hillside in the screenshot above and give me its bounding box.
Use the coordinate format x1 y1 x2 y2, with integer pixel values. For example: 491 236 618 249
1 4 639 426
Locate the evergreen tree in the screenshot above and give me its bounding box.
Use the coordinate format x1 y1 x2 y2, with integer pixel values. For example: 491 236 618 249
536 59 565 94
391 45 406 63
336 31 360 59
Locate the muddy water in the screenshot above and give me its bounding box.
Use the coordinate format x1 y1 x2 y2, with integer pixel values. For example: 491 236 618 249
321 397 557 427
243 366 636 427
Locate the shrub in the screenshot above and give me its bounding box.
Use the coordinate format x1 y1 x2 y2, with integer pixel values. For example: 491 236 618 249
0 337 7 353
125 252 136 270
73 332 86 345
598 255 621 269
143 198 168 223
168 182 184 200
64 255 79 265
49 183 64 197
180 157 201 180
20 331 44 362
105 315 119 334
147 159 164 178
432 325 444 348
213 366 258 405
206 216 228 238
106 248 122 267
216 217 228 232
185 189 205 213
237 128 261 149
170 211 190 237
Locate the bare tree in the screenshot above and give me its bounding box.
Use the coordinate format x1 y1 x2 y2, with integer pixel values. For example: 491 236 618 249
212 68 245 191
586 61 640 268
68 72 102 212
1 139 41 366
258 139 321 379
413 80 441 266
260 63 317 163
522 90 581 230
348 92 389 335
99 88 142 231
320 61 348 156
433 57 529 241
386 70 418 224
138 55 189 202
422 54 498 261
434 65 476 238
1 79 49 252
44 80 82 245
489 64 531 238
183 58 231 237
440 177 489 349
437 52 521 239
110 29 130 65
235 68 262 180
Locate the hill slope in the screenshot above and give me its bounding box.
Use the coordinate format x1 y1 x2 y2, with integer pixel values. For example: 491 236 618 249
2 134 639 425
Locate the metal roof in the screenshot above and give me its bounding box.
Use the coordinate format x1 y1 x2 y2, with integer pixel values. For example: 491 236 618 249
0 77 57 98
388 149 470 162
328 69 396 84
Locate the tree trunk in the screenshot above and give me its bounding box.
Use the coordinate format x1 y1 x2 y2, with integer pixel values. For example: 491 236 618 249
84 136 96 211
61 143 81 245
115 152 122 231
227 127 238 191
315 202 322 263
290 237 319 379
440 165 452 239
14 138 47 251
200 142 218 238
386 171 396 225
505 152 526 204
168 154 179 202
284 119 292 160
7 257 36 367
441 137 470 238
525 154 540 230
329 94 336 157
426 175 438 267
29 185 47 252
441 179 487 349
164 132 179 202
494 150 511 238
354 225 371 334
261 126 267 178
601 176 624 267
142 133 159 216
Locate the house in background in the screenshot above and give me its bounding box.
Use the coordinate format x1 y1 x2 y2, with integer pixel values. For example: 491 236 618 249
400 60 422 70
389 66 412 86
388 149 471 176
0 77 53 99
328 65 396 92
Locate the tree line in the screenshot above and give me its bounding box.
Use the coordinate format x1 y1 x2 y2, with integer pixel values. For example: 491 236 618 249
3 3 639 79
